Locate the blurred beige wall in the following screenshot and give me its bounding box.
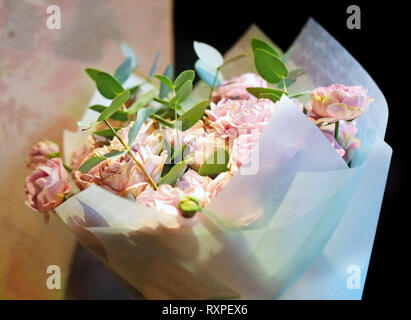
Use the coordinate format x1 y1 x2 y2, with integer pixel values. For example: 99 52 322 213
0 0 173 299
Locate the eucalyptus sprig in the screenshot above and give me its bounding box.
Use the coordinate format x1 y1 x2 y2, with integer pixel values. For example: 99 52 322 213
193 41 246 102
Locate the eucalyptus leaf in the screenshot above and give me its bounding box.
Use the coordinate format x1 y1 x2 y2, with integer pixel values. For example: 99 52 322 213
174 70 195 91
246 87 284 99
148 51 160 80
159 63 174 99
171 144 188 162
176 100 209 131
150 114 174 128
158 162 187 186
254 48 288 84
128 107 155 144
121 42 138 68
114 57 133 84
259 93 281 102
288 91 311 99
175 80 192 103
154 74 173 91
85 68 101 81
194 41 224 69
98 90 130 121
251 38 280 58
96 72 125 99
194 59 223 87
127 89 156 114
93 127 121 139
78 149 126 173
198 149 229 177
127 84 141 96
89 105 129 121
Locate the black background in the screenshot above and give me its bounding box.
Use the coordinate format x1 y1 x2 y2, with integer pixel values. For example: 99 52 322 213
174 0 405 301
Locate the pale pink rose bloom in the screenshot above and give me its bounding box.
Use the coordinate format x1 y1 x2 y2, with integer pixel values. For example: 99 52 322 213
175 169 212 206
136 184 186 216
206 98 276 139
71 135 103 170
164 120 205 149
310 84 372 122
228 131 261 173
320 120 361 162
207 171 233 199
73 144 167 198
212 73 267 103
185 133 227 171
27 140 60 170
25 158 72 223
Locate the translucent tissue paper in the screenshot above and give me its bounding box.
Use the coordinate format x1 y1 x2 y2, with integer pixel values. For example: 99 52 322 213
56 19 392 299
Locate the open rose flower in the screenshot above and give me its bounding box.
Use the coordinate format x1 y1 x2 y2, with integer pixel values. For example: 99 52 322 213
185 133 227 171
164 120 206 148
175 169 212 206
212 73 268 103
27 140 60 170
310 84 372 122
25 158 72 223
73 144 167 198
206 98 276 139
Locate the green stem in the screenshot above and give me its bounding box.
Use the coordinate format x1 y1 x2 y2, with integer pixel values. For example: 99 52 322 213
104 120 158 190
334 120 340 140
282 78 287 94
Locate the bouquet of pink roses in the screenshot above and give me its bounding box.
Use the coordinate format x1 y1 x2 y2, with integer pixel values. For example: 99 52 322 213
23 20 391 299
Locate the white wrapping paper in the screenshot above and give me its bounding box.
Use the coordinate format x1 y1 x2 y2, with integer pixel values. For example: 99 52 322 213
56 19 392 299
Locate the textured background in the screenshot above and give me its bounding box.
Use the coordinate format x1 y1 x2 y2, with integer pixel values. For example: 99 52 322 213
0 0 173 299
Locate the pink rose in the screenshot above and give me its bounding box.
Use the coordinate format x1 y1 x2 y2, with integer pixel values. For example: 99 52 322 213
206 98 276 139
185 133 227 171
73 144 167 198
320 120 361 162
136 184 186 216
164 120 206 148
310 84 372 122
27 140 60 170
25 158 72 223
228 131 261 173
175 169 212 206
212 73 267 103
207 171 233 199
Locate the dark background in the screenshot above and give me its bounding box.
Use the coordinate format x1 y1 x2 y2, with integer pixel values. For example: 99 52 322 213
174 0 405 301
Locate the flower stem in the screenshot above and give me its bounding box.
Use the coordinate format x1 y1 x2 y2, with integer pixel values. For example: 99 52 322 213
282 78 287 94
104 120 158 190
334 120 340 140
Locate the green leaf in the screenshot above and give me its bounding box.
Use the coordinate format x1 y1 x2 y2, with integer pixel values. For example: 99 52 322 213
194 59 223 87
198 149 229 177
254 48 288 84
246 87 285 99
128 107 155 144
174 70 195 91
127 84 141 96
194 41 224 69
96 72 125 99
97 90 130 121
78 149 126 173
114 57 133 84
159 63 174 99
148 51 160 80
89 104 129 121
251 38 280 59
176 100 209 131
121 42 138 68
171 144 188 162
150 114 174 128
259 93 281 103
154 74 173 90
178 97 198 115
85 68 101 81
77 120 98 130
127 89 156 114
158 162 187 186
93 127 121 139
175 80 192 103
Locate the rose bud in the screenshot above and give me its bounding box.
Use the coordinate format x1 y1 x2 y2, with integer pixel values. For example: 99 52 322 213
25 158 72 223
27 140 60 170
310 84 372 122
178 196 202 218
